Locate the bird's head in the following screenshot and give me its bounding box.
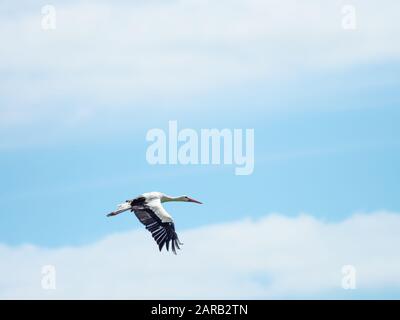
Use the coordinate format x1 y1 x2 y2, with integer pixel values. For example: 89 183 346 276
162 194 203 204
180 195 203 204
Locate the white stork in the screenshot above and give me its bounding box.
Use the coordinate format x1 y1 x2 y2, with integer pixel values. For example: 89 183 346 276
107 192 202 254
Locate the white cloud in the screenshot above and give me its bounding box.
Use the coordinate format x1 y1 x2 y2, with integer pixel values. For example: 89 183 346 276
1 0 400 123
1 211 400 299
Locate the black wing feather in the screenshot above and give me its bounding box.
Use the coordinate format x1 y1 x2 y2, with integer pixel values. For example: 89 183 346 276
131 206 182 254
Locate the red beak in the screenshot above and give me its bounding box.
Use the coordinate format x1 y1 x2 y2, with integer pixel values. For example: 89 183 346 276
188 197 203 204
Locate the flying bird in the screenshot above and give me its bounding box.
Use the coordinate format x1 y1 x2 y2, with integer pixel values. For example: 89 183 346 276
107 192 202 254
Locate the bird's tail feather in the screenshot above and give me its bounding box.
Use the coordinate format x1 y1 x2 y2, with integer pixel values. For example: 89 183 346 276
107 202 132 217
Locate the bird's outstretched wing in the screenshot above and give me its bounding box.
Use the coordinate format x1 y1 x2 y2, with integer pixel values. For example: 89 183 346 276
131 205 183 254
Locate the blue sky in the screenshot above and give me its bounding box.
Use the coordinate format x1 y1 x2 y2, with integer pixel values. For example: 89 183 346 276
1 62 399 247
1 0 400 299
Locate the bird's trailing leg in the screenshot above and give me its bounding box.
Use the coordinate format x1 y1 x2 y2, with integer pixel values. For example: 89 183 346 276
106 211 120 217
106 202 132 217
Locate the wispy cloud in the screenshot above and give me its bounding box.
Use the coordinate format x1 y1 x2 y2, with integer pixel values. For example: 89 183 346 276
1 211 399 299
1 0 400 126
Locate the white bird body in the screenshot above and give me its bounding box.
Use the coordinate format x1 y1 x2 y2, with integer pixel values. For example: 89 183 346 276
107 191 202 254
141 192 173 222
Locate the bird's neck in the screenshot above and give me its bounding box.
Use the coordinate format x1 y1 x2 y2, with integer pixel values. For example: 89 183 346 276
161 195 185 203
